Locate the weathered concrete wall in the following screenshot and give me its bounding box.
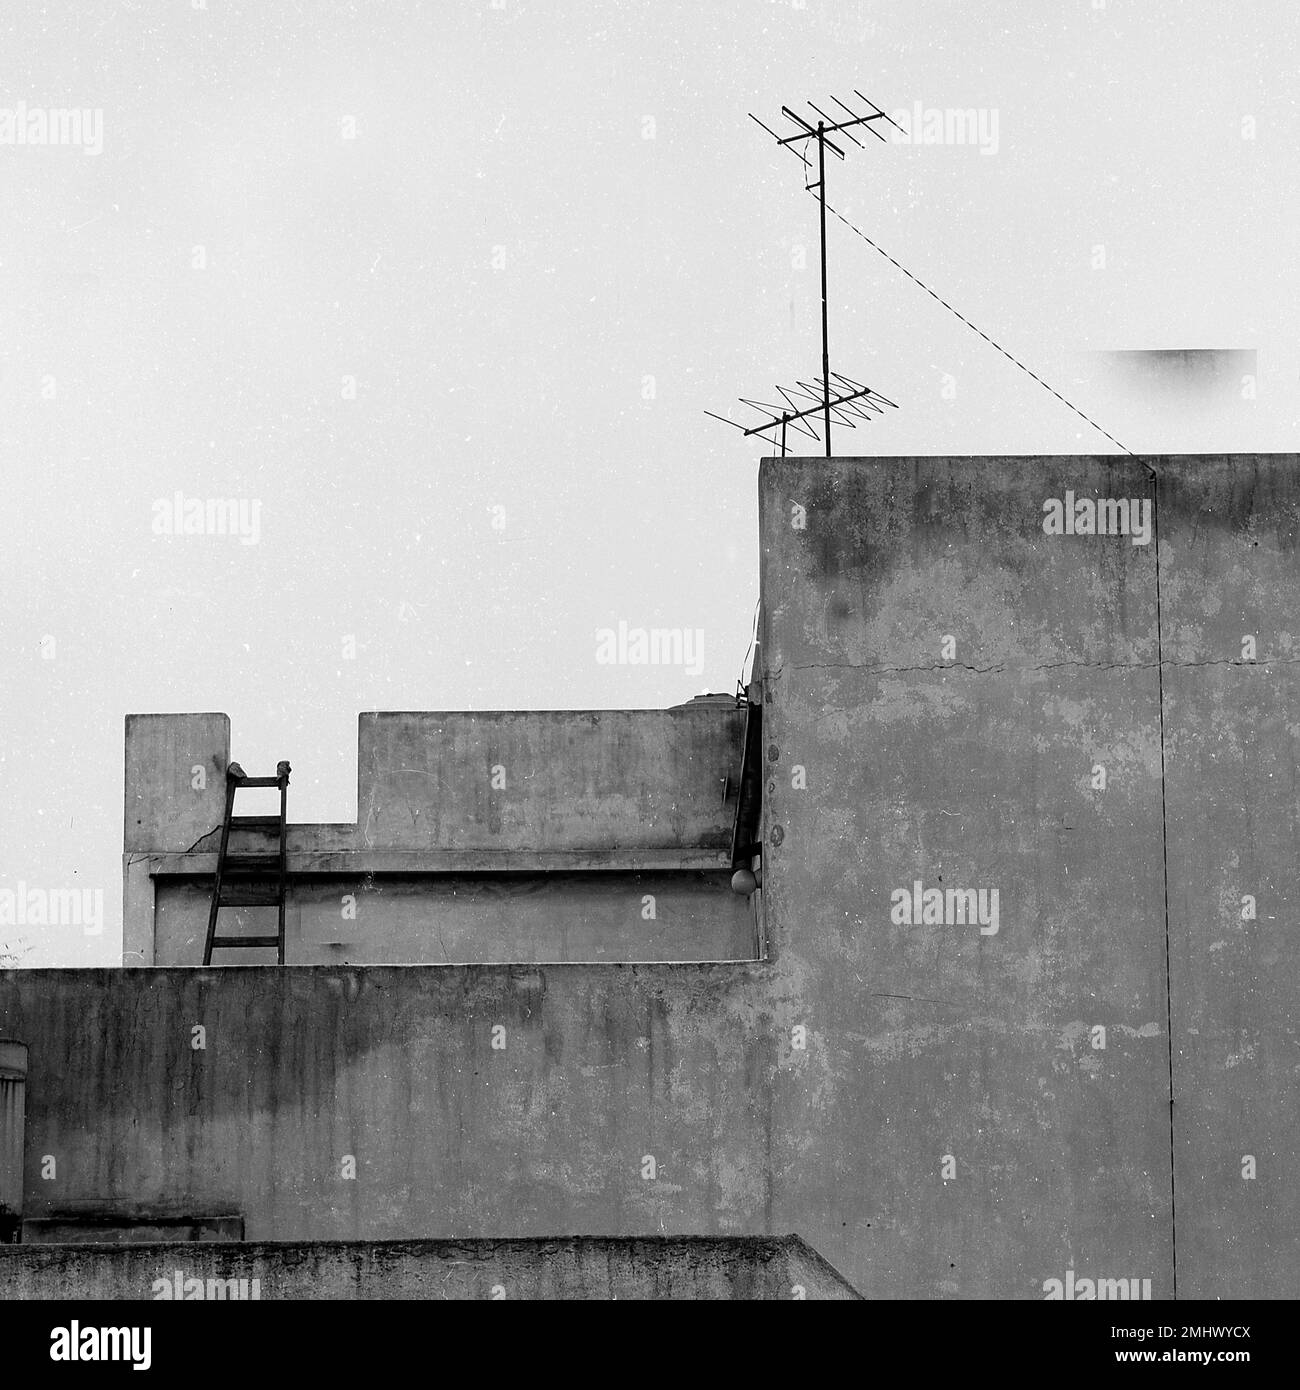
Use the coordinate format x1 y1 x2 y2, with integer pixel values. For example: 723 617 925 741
22 1212 243 1244
1157 457 1300 1299
759 455 1172 1299
124 705 748 966
124 707 743 859
758 452 1300 1300
154 873 755 965
0 1235 859 1300
124 713 230 853
0 964 772 1243
0 1039 27 1241
13 454 1296 1301
358 710 743 853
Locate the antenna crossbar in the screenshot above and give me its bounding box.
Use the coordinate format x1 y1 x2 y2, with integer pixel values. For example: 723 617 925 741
712 90 900 457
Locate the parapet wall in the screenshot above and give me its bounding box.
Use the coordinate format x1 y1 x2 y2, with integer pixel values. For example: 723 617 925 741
124 705 752 966
124 707 745 858
0 964 772 1243
356 709 743 853
0 1235 861 1301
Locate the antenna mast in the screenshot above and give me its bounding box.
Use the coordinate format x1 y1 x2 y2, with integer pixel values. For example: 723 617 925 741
711 92 903 456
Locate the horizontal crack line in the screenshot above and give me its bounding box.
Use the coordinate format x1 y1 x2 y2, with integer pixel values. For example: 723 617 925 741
870 992 961 1008
787 656 1300 676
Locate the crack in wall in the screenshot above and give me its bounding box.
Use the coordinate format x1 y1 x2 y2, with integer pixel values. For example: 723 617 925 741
785 656 1300 677
1147 468 1179 1302
870 992 960 1008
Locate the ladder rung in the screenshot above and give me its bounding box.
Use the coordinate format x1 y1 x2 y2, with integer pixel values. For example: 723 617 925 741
235 776 283 788
230 816 283 830
222 854 282 871
218 891 282 907
210 936 281 949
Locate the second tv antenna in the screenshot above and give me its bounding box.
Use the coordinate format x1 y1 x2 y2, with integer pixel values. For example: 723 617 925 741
710 91 902 456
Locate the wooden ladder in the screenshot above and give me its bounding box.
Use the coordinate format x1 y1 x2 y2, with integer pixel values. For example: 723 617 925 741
202 760 291 965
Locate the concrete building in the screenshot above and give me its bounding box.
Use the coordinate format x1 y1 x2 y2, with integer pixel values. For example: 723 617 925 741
2 453 1297 1299
122 705 759 968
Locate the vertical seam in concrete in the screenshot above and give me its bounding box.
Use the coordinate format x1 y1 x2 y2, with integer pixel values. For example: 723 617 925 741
1147 462 1178 1300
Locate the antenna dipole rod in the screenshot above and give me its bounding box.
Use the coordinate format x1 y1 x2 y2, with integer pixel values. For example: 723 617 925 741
713 95 898 458
818 122 830 456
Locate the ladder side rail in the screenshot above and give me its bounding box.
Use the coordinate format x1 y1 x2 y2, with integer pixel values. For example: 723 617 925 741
202 774 239 966
277 772 288 965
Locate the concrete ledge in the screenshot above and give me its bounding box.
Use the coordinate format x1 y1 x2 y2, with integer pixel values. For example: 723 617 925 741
0 1235 861 1300
137 847 734 876
23 1212 244 1244
150 870 757 966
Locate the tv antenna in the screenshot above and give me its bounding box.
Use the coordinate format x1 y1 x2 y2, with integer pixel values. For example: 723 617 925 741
709 91 903 456
706 372 896 455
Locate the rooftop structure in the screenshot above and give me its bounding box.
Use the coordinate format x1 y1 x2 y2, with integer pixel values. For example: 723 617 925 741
4 452 1298 1299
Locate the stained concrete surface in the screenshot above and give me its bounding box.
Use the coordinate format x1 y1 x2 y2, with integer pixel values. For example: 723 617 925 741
22 1212 243 1243
0 1235 860 1300
124 708 744 858
124 705 747 965
357 709 744 854
6 454 1298 1300
760 457 1172 1298
153 871 755 965
1156 457 1300 1298
0 964 774 1243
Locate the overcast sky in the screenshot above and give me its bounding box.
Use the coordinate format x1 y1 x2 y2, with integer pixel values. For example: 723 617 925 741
2 0 1296 965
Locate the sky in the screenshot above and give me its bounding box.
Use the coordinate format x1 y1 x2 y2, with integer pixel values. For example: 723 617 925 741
2 0 1296 965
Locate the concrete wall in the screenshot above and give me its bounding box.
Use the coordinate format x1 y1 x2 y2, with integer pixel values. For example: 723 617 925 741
357 710 742 853
124 707 744 858
0 1235 860 1300
758 453 1299 1300
760 455 1170 1299
124 713 231 854
154 872 754 966
125 705 750 966
22 1213 243 1244
1157 458 1300 1299
9 454 1296 1300
0 1039 26 1241
0 964 773 1243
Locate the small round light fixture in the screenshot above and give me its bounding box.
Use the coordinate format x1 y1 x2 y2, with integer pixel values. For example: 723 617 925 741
730 868 758 896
